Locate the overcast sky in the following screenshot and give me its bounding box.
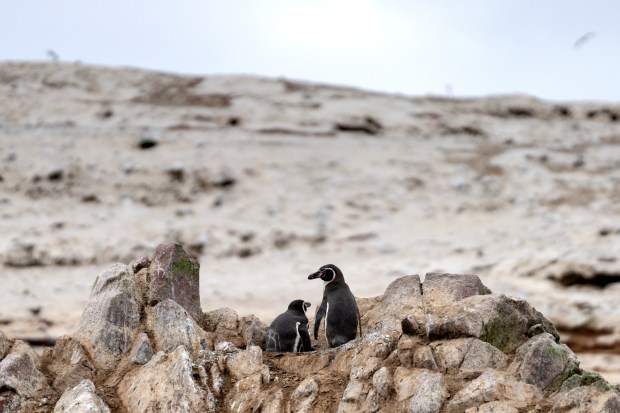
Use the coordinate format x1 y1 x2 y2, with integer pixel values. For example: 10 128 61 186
2 1 619 101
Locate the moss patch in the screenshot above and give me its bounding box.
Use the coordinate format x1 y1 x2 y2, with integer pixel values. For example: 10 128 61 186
543 343 580 393
545 343 568 364
171 254 199 280
479 317 521 353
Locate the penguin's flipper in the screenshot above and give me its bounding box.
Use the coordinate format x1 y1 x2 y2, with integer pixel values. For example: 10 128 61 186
314 296 327 340
299 322 312 352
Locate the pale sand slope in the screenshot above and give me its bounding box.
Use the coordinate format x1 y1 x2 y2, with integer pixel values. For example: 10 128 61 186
1 62 619 382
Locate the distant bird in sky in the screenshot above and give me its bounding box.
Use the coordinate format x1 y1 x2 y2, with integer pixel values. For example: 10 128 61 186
573 32 596 49
46 49 59 62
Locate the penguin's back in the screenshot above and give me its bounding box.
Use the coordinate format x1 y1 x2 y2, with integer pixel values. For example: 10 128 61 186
266 310 307 352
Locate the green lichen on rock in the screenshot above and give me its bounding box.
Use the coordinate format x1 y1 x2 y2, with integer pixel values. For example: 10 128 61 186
546 357 580 393
545 342 568 364
172 254 199 280
479 317 520 353
563 371 604 389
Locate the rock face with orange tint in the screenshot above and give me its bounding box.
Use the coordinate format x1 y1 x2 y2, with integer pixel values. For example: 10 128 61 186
1 243 620 413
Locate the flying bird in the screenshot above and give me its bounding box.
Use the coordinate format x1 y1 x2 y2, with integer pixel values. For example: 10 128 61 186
573 32 596 49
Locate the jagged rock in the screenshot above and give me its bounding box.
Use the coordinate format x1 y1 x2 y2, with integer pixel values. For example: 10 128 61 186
46 336 94 392
423 272 492 307
239 315 268 349
0 331 10 360
224 346 272 412
227 374 262 413
445 369 542 412
9 340 42 369
118 346 216 412
128 333 153 365
73 263 141 369
431 338 508 374
512 332 579 391
256 389 284 413
550 384 620 412
203 307 239 333
394 367 446 413
202 307 245 348
426 293 559 353
149 299 212 353
215 340 239 353
413 345 438 370
372 366 391 397
337 333 397 412
558 370 609 393
362 275 424 335
465 401 519 413
267 351 331 375
0 387 21 413
290 377 319 413
397 337 416 367
338 379 366 412
128 255 150 273
4 242 620 413
0 342 53 399
148 242 202 322
53 380 110 413
225 346 267 381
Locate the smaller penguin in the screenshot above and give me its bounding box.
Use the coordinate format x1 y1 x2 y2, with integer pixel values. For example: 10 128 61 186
265 299 312 352
308 264 362 348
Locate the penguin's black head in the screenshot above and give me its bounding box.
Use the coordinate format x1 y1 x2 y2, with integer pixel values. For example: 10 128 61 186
288 299 311 313
308 264 343 283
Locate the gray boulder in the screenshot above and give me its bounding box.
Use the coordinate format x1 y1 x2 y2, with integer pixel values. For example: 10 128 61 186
445 369 542 412
73 264 141 369
426 293 559 353
394 367 446 413
128 332 154 365
0 331 10 360
117 346 216 413
149 299 212 353
46 336 94 392
423 272 492 307
0 342 53 399
550 384 620 412
53 380 110 413
148 242 202 322
512 332 579 392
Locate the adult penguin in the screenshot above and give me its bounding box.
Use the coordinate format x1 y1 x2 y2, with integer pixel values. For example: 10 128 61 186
265 299 312 352
308 264 362 347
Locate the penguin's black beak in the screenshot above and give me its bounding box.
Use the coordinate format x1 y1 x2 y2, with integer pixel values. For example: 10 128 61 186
303 301 311 311
308 271 321 280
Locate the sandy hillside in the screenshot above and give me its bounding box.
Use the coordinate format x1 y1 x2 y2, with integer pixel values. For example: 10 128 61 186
1 62 620 383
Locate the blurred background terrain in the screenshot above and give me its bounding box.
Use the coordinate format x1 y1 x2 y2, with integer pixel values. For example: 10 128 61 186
1 0 620 385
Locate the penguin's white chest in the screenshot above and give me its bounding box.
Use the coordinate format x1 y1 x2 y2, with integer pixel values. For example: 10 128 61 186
324 302 330 342
294 321 301 352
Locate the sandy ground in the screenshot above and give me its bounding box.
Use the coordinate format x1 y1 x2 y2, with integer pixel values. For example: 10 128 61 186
1 62 620 383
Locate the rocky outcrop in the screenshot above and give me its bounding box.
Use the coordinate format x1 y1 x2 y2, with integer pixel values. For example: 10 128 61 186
53 380 110 413
0 243 619 412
